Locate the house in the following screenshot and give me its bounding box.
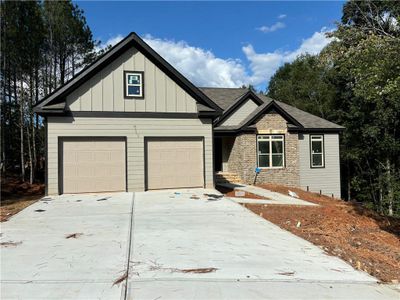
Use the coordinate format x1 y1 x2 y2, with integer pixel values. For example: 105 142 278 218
34 32 344 198
201 88 344 198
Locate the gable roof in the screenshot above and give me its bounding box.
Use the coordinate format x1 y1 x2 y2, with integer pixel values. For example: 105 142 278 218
34 32 222 115
199 87 248 111
213 90 265 127
204 87 344 132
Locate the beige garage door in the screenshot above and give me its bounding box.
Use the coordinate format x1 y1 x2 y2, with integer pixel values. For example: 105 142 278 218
62 138 126 193
146 138 204 190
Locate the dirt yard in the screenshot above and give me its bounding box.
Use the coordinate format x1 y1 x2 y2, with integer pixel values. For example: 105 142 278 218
1 176 44 222
218 184 400 283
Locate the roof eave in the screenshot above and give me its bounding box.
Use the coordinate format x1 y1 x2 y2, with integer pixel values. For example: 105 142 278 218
289 127 345 133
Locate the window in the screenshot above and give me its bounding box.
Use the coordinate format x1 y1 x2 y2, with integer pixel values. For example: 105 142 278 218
124 71 144 98
310 135 324 168
257 135 284 168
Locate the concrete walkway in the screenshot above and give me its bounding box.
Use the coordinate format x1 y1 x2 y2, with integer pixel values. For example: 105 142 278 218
219 183 317 206
127 189 398 299
227 196 297 205
1 193 133 299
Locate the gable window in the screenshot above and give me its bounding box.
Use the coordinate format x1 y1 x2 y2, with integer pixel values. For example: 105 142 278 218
257 135 285 168
310 135 324 168
124 71 144 98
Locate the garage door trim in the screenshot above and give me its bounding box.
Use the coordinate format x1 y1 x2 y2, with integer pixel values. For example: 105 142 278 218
58 136 127 194
144 136 205 191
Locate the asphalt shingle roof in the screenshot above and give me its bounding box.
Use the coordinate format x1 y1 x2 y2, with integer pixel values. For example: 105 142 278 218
200 87 344 130
199 87 247 111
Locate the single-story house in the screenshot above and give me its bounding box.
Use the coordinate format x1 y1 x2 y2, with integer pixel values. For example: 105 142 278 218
34 32 344 198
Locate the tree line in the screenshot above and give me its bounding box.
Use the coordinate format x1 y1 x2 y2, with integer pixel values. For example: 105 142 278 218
267 0 400 216
1 0 101 184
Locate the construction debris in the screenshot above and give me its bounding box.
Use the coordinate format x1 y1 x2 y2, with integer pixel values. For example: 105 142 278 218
277 271 295 276
203 193 223 199
190 195 200 199
113 270 128 286
40 197 53 202
147 261 218 274
288 190 299 198
217 187 270 201
180 267 218 274
235 190 246 197
34 209 46 213
96 197 110 202
0 241 22 247
65 233 83 239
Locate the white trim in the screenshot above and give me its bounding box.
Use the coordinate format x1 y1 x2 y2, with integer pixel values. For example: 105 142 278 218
257 135 285 169
125 72 143 97
310 134 325 168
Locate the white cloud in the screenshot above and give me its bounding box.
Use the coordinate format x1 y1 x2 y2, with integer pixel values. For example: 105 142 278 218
278 14 287 19
98 28 331 89
243 28 332 87
143 35 249 87
257 22 286 33
284 29 332 61
242 45 283 86
96 34 124 52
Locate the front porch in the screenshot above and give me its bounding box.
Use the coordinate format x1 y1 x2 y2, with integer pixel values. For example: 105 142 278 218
214 136 235 173
214 136 244 185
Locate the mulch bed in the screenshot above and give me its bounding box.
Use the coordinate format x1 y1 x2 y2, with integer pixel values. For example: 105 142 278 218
1 176 44 222
242 183 400 283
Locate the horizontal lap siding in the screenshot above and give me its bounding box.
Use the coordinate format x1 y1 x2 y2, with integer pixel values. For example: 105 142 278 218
299 133 341 198
47 117 213 195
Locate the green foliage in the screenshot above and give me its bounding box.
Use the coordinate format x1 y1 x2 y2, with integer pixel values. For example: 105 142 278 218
341 0 400 38
1 0 100 183
42 1 99 84
267 0 400 216
268 54 336 119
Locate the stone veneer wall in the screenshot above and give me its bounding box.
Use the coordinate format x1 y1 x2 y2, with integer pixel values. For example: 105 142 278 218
227 112 300 187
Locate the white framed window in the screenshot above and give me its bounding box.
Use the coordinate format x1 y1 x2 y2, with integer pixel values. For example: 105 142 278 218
257 135 285 168
310 135 325 168
124 71 144 98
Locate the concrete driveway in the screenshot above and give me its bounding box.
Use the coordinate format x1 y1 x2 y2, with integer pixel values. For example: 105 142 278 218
1 193 133 299
1 189 399 299
129 189 399 300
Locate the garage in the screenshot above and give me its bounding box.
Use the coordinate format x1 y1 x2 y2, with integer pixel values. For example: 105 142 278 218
60 137 126 194
145 138 204 190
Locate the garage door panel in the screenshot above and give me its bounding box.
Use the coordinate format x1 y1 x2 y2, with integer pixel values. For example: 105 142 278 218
147 138 204 190
62 138 126 194
64 165 77 178
76 151 93 162
63 152 76 163
94 152 110 161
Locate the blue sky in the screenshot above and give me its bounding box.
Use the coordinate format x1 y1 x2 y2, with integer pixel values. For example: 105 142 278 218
76 1 344 90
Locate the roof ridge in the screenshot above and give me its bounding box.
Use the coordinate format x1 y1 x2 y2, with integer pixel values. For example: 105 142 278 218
198 87 247 90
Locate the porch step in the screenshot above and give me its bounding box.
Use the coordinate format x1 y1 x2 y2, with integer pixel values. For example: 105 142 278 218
216 172 242 185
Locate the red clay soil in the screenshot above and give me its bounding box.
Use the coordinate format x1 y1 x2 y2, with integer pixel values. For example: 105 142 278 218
217 186 269 200
1 176 44 222
242 183 400 283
